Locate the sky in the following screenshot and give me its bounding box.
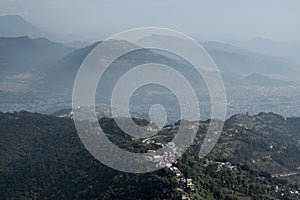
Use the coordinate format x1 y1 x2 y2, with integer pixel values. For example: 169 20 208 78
1 0 300 42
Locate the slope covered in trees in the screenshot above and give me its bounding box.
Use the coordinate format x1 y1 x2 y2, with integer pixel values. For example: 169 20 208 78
0 111 299 199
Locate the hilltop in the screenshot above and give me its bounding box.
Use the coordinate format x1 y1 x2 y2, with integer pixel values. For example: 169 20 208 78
0 111 299 199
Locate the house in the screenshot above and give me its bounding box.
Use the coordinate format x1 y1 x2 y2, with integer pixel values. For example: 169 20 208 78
275 185 279 193
170 167 182 177
166 163 172 168
174 171 181 177
225 162 236 170
186 179 195 190
182 195 190 200
263 155 272 161
147 150 156 153
186 179 193 187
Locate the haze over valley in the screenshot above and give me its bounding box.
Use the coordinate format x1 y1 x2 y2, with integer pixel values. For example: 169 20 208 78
0 15 299 120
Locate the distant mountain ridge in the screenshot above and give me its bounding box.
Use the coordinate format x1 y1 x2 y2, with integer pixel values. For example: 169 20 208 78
0 36 74 75
202 41 300 78
40 38 298 96
243 73 296 86
0 15 88 43
0 15 43 38
229 37 300 65
0 35 75 92
1 15 298 86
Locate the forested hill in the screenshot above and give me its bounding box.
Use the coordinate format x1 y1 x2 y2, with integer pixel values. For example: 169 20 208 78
0 111 300 199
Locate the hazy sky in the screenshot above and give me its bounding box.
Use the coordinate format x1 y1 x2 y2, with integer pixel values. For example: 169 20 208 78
1 0 300 42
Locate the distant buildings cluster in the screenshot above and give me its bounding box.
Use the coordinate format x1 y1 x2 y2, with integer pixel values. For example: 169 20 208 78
215 161 236 172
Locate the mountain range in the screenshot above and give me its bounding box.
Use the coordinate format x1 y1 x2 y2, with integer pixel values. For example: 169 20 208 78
0 35 74 92
0 15 42 38
0 36 74 75
229 37 300 66
2 37 297 92
0 15 299 117
202 41 300 80
0 15 87 43
0 15 298 89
